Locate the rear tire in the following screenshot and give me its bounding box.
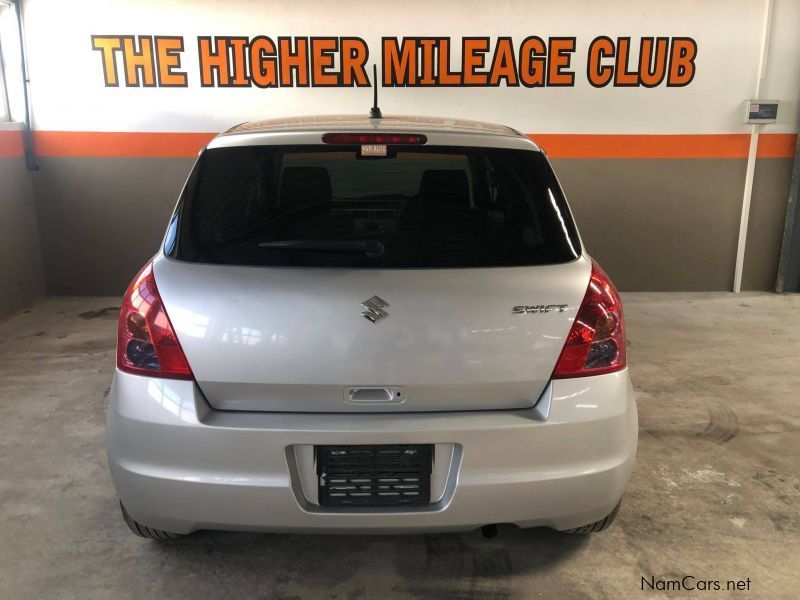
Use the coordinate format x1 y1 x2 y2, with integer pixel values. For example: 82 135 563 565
120 502 185 539
563 501 621 534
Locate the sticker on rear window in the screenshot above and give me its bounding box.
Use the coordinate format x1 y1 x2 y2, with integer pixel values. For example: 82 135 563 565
361 144 387 157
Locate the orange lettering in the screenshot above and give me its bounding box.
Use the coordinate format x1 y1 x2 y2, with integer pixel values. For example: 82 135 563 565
91 36 123 86
668 38 697 86
519 37 546 87
122 36 155 87
155 37 186 87
198 37 230 86
489 37 518 86
614 38 638 86
419 39 437 85
250 37 277 88
587 36 614 88
438 39 461 85
383 38 416 85
463 38 489 85
279 37 309 86
639 38 669 87
341 38 369 86
230 38 249 86
311 38 338 85
547 38 575 86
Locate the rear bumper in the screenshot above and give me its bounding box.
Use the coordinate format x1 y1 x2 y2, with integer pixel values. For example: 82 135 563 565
107 370 637 534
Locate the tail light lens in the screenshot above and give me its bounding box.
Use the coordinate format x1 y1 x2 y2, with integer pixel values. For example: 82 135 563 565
552 261 626 378
117 262 193 379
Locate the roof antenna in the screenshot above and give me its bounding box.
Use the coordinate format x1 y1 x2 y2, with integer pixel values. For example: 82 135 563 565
369 64 382 119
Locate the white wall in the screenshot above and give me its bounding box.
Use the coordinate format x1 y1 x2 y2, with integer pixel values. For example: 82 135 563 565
19 0 800 136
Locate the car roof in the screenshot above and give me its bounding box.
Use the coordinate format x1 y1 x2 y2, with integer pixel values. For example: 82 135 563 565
222 114 524 138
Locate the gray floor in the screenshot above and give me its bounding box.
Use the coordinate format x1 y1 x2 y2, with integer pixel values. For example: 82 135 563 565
1 293 799 599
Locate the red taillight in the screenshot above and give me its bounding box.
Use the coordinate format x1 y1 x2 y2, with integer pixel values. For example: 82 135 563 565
116 262 193 379
552 261 626 379
321 133 427 145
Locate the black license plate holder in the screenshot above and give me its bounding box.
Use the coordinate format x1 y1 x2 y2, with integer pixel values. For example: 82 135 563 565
316 444 433 507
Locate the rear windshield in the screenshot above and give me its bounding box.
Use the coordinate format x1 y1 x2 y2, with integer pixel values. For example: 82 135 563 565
167 144 581 268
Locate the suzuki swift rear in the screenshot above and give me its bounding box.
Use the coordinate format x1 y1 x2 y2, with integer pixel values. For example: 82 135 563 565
106 115 637 538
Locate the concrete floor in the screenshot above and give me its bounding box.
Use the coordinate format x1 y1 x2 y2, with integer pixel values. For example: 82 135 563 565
1 293 799 599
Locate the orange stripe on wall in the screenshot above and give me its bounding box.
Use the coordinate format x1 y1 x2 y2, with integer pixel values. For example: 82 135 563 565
32 131 216 158
754 133 798 158
532 134 747 159
0 130 24 158
532 133 798 159
5 130 796 160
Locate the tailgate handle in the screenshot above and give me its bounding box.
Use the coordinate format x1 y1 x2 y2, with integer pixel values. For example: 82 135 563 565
345 387 404 404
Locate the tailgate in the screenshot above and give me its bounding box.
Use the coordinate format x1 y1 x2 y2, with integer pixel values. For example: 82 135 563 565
153 256 590 412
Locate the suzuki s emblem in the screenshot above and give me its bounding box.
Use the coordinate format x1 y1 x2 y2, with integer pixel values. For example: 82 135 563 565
361 295 389 324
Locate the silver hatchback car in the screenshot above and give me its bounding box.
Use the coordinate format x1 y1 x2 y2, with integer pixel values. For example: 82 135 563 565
107 114 637 538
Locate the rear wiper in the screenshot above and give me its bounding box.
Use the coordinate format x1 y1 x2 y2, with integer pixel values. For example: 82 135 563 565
257 239 385 258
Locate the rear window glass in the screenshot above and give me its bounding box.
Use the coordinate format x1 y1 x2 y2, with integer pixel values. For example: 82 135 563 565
167 145 581 268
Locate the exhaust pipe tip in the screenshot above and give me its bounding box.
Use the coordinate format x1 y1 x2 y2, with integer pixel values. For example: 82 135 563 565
481 524 499 539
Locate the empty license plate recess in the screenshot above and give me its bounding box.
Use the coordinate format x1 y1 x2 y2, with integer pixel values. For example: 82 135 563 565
316 444 433 507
